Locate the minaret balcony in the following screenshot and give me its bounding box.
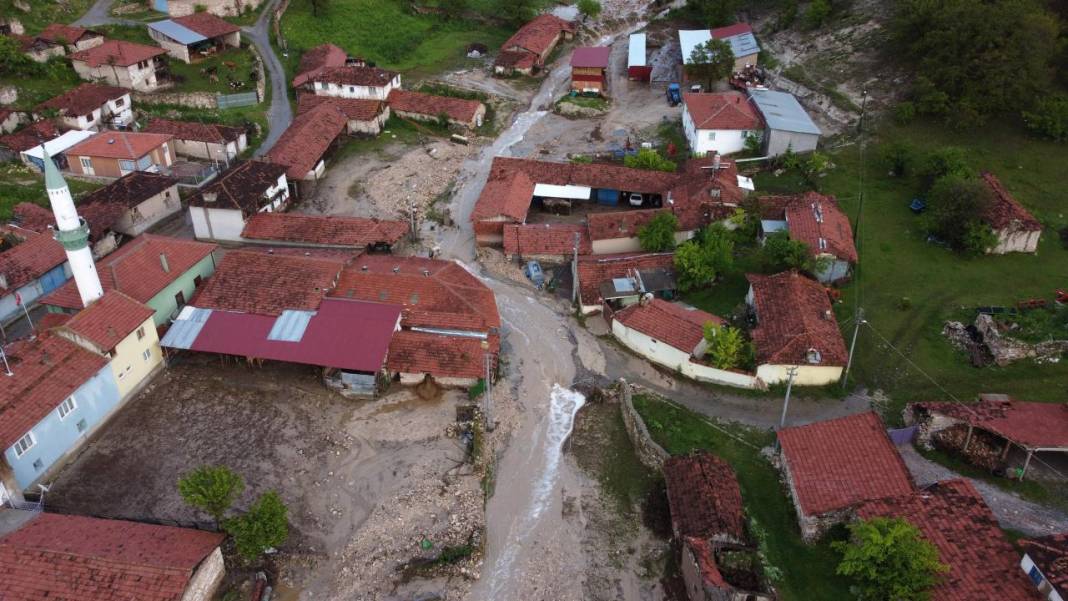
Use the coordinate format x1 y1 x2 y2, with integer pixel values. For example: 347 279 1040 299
51 218 91 251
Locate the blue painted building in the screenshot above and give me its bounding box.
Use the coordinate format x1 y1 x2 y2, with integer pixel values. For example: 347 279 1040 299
0 333 121 493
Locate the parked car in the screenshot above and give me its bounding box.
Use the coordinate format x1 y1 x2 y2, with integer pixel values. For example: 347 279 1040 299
525 260 545 289
666 83 681 106
628 192 644 207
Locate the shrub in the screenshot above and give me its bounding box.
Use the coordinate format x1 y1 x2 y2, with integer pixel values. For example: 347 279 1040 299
804 0 832 28
962 221 998 256
834 517 948 601
893 101 917 125
178 465 244 527
674 225 734 291
1022 93 1068 142
919 147 971 191
225 491 289 562
923 175 995 254
578 0 602 19
637 212 679 252
570 154 593 164
762 231 829 275
702 323 748 370
881 141 915 177
624 148 677 172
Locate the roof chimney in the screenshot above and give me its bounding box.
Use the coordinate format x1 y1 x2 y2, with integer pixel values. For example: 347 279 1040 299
361 265 368 271
393 266 399 274
202 191 217 203
107 138 115 144
422 269 430 277
159 252 169 273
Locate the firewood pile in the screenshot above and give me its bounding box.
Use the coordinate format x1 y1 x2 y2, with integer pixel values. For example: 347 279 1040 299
932 424 1005 471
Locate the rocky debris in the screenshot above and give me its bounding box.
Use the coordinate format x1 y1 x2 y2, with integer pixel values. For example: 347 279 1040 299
556 100 609 119
476 246 534 289
945 314 1068 367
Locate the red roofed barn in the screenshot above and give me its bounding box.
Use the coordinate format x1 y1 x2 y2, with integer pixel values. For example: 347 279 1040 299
494 14 575 75
297 94 389 136
35 83 132 131
239 212 409 252
387 89 485 129
143 117 247 162
980 172 1042 254
570 46 612 96
38 23 104 52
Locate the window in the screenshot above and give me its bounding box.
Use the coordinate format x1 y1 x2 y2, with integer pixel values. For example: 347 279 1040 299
136 155 152 170
76 419 88 433
175 290 186 308
119 159 136 173
142 349 151 361
58 396 76 419
193 275 203 287
80 157 92 170
12 432 34 457
315 82 324 89
32 459 43 472
115 97 125 107
136 326 145 341
707 131 716 141
818 237 828 250
806 348 822 364
349 86 355 93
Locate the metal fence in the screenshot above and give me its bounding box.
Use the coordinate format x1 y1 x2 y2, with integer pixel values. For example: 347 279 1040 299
216 91 259 109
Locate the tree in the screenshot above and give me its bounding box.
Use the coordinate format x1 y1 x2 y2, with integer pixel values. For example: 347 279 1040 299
834 517 948 601
578 0 602 20
919 147 971 191
762 231 826 274
0 36 42 78
637 212 679 252
225 491 289 561
685 39 734 90
624 148 677 172
687 0 739 27
804 0 831 28
892 0 1060 126
702 323 747 369
675 225 734 291
178 465 244 527
497 0 538 26
1023 93 1068 142
923 175 995 254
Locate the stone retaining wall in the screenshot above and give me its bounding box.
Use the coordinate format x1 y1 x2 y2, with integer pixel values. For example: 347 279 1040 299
618 381 670 471
134 90 219 109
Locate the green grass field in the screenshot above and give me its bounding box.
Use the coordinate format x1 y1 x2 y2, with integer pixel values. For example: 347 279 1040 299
632 393 854 601
0 164 103 221
1 0 94 32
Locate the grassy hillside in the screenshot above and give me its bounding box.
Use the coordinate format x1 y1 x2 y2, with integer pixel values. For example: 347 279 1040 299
0 0 93 33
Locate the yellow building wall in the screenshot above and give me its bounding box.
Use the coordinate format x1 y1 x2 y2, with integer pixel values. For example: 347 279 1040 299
110 316 163 399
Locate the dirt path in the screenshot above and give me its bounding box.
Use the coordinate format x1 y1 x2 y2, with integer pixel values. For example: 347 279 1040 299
898 445 1068 537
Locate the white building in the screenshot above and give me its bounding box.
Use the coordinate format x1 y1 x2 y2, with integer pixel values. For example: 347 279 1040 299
188 160 290 241
311 65 401 101
682 91 764 156
35 83 133 131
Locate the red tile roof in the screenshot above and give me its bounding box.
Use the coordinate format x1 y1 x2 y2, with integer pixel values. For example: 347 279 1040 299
192 250 345 315
69 38 166 67
855 479 1040 601
614 299 723 353
387 89 483 123
292 43 348 88
570 46 611 68
296 93 384 122
0 226 66 294
664 451 746 542
38 23 102 45
0 120 60 153
502 14 574 55
186 160 288 213
35 83 128 118
386 329 497 379
61 290 154 351
912 397 1068 449
37 312 72 330
980 172 1042 232
66 131 173 160
0 512 223 601
502 223 591 256
42 235 217 311
783 192 857 263
265 102 347 180
77 171 178 210
778 411 914 516
172 12 240 38
312 65 398 87
143 118 244 144
1021 534 1068 596
494 50 537 70
575 252 675 306
10 203 54 234
586 208 662 241
746 271 847 366
683 92 763 130
0 333 108 448
331 255 500 331
710 23 754 40
240 212 408 248
683 537 730 589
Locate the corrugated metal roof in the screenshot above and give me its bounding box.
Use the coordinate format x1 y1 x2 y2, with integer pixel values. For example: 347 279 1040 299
628 33 646 68
160 307 213 350
749 89 821 135
679 30 712 65
267 310 315 342
533 183 591 200
720 31 759 58
21 130 94 160
148 19 207 45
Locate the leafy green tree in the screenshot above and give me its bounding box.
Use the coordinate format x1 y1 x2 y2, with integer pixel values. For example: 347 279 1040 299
702 323 747 369
624 148 677 172
675 224 735 291
834 517 948 601
919 147 971 191
923 175 995 255
892 0 1060 126
497 0 539 26
578 0 602 19
637 212 679 252
762 231 825 273
178 465 244 527
685 39 735 90
225 491 289 561
687 0 739 27
1023 93 1068 142
804 0 832 28
0 36 42 78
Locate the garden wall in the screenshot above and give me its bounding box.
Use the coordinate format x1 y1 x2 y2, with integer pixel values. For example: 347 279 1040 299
618 382 670 471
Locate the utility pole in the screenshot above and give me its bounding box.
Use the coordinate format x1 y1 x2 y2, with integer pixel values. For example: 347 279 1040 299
481 339 494 432
0 345 12 376
408 198 418 242
841 307 865 386
571 232 580 304
779 366 799 430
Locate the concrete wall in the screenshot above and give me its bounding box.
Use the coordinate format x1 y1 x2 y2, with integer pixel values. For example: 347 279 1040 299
618 383 670 471
756 363 842 386
26 46 66 63
145 252 217 326
397 372 479 388
682 104 758 156
165 0 265 18
73 59 161 92
591 230 693 255
990 227 1040 254
190 179 288 242
109 315 163 399
765 130 819 158
613 320 764 389
347 105 390 135
313 75 401 101
391 104 485 130
170 135 246 161
112 185 182 236
180 547 226 601
815 257 851 284
4 363 120 490
149 30 192 64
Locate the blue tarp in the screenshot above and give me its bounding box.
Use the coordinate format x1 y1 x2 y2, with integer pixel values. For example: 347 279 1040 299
148 19 207 45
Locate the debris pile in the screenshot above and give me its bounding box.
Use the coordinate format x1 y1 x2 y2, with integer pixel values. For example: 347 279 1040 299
932 423 1005 472
944 313 1068 367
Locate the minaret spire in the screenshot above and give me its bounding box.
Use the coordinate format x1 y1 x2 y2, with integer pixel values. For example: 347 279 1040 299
44 150 103 308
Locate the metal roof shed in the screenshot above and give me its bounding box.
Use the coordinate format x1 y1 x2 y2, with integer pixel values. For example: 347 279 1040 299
748 89 821 157
147 20 207 45
628 34 652 82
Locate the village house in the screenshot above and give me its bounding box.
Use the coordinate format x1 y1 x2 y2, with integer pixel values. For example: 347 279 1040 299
0 121 61 163
187 160 290 241
308 65 401 101
143 118 247 162
745 271 848 385
387 89 486 129
265 102 348 196
55 290 162 401
43 234 219 327
907 394 1068 482
1019 534 1067 601
664 452 775 601
503 223 591 264
681 92 764 156
627 33 651 82
0 226 69 327
980 172 1043 254
574 252 676 314
65 130 175 178
494 14 575 76
777 411 915 541
570 46 612 96
0 513 225 601
0 331 120 491
35 83 133 131
147 12 241 64
854 479 1041 601
154 0 264 18
0 108 26 134
747 89 821 156
69 39 167 92
77 171 182 237
710 23 760 71
10 34 65 63
37 23 104 53
759 192 857 283
297 94 389 136
17 130 94 172
291 43 348 89
13 199 123 259
240 212 408 252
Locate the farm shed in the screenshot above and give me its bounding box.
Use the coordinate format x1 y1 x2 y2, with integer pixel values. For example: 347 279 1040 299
627 34 651 81
747 89 820 157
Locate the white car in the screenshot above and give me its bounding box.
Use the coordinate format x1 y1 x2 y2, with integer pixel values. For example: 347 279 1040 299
628 193 644 207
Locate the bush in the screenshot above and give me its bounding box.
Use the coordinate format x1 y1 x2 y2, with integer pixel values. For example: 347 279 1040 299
178 466 244 526
919 147 971 191
702 323 748 370
624 148 677 172
804 0 832 28
637 212 679 252
834 517 948 601
674 225 734 291
578 0 602 19
923 175 995 254
570 154 593 164
881 141 916 177
225 491 289 562
1023 93 1068 142
762 231 828 275
893 101 917 125
962 221 998 256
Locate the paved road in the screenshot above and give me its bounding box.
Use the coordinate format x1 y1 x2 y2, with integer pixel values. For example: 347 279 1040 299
243 0 292 155
898 444 1068 537
73 0 122 26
